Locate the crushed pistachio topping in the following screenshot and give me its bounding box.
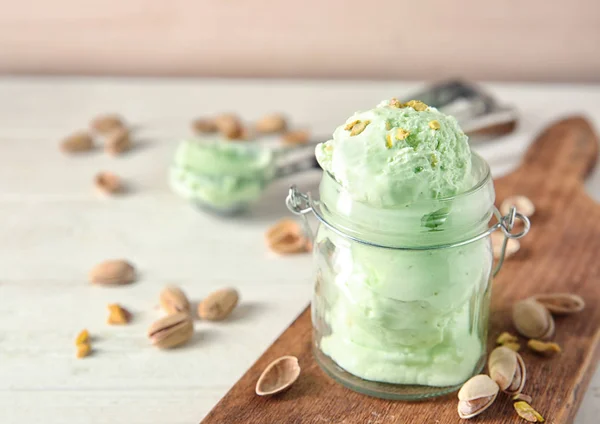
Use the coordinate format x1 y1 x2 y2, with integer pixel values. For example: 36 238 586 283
395 128 410 140
385 120 392 130
514 401 545 422
403 100 429 111
503 341 521 352
429 120 441 130
496 331 519 345
345 120 371 136
527 339 561 356
385 133 393 149
344 120 360 131
389 98 402 108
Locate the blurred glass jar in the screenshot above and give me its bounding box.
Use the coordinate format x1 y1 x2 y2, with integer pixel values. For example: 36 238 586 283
287 153 528 400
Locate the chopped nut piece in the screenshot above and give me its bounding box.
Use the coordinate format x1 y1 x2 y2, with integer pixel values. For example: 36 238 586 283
282 130 310 145
75 329 90 346
95 171 123 195
513 393 533 403
107 304 131 325
503 341 521 352
344 120 360 131
497 332 519 345
389 98 402 108
527 339 561 356
395 128 410 140
403 100 428 111
514 401 545 422
429 120 441 130
191 118 217 134
349 120 370 136
385 134 393 149
76 343 92 359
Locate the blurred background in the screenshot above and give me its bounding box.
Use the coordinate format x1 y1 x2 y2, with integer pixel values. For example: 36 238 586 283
1 0 599 81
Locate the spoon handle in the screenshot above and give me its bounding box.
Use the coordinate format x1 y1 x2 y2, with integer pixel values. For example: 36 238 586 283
274 154 320 179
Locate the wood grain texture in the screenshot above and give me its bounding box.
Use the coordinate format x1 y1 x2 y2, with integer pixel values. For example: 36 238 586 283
202 116 600 424
0 0 600 82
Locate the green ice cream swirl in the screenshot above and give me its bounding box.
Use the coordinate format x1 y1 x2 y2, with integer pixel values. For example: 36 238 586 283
315 99 472 207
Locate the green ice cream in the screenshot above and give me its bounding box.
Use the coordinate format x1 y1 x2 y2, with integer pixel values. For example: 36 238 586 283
316 99 472 207
170 139 275 210
314 99 494 388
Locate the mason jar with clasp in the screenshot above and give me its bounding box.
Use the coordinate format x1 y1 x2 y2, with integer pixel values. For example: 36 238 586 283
286 152 529 400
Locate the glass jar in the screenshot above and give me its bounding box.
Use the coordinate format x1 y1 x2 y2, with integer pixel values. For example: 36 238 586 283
286 153 529 400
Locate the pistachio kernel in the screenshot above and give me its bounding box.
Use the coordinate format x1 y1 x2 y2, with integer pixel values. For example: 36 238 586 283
385 134 393 149
527 339 561 356
344 120 360 131
75 329 90 346
389 98 402 108
496 331 519 345
429 120 441 130
349 120 370 136
514 401 545 422
107 303 131 325
76 343 92 359
385 120 392 130
403 100 428 111
503 341 521 352
395 128 410 140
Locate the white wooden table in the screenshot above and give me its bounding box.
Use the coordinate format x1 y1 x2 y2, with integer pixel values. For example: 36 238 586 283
0 77 598 424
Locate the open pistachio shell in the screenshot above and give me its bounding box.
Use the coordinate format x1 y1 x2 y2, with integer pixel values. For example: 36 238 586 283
457 374 499 419
255 356 301 396
532 293 585 315
488 346 526 394
512 298 555 340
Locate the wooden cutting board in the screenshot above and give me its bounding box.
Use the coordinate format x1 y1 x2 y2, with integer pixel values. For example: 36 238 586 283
202 117 600 424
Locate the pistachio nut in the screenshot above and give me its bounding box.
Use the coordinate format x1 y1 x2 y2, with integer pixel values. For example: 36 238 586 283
457 374 499 419
514 401 545 422
89 259 136 286
488 346 526 395
147 312 194 349
527 339 561 356
198 287 239 321
159 285 191 315
512 298 555 340
500 195 535 217
532 293 585 315
496 331 519 345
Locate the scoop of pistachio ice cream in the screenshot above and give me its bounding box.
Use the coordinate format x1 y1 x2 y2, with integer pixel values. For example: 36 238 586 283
315 99 472 207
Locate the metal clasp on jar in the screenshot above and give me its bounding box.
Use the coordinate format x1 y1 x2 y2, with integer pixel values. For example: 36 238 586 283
286 185 530 276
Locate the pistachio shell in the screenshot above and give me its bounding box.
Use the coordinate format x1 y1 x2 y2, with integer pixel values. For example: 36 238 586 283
255 356 300 396
512 298 555 340
500 195 535 217
457 375 499 419
488 346 526 394
532 293 585 315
